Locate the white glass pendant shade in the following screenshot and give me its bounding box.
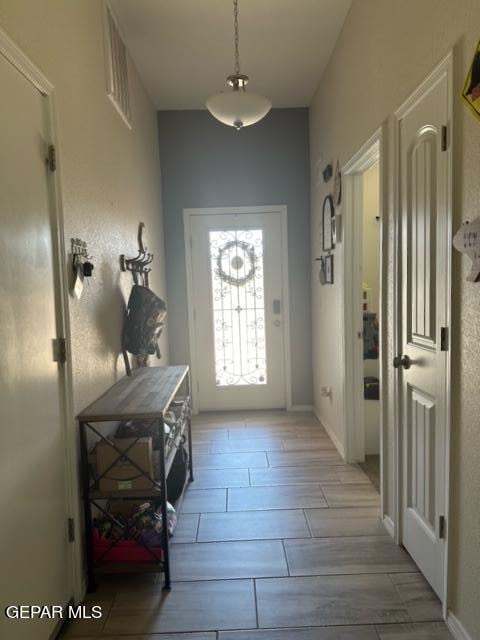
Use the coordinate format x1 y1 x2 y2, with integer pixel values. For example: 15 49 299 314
206 89 272 130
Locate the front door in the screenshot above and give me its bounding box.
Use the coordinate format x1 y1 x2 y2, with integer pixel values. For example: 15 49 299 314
187 209 287 411
396 59 451 599
0 51 71 638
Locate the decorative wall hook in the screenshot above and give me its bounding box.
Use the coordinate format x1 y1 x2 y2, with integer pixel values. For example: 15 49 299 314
120 222 154 287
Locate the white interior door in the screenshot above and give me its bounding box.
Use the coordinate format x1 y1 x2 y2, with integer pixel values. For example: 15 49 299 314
397 60 451 599
0 53 71 638
187 209 287 411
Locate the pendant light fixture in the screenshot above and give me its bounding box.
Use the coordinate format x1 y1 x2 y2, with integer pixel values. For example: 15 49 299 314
206 0 272 131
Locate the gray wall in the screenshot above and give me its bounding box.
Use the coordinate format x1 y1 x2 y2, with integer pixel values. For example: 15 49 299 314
157 108 312 406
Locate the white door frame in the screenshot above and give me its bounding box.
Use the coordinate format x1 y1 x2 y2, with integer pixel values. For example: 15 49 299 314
342 127 388 516
184 205 292 414
0 28 82 602
393 52 453 614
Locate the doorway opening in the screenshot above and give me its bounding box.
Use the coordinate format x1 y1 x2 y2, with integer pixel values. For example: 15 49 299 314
342 128 386 510
360 160 381 490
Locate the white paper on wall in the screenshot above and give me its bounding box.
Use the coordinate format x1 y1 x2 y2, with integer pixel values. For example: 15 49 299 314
453 217 480 282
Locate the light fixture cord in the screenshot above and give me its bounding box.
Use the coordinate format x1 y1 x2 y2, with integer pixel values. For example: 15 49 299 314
233 0 240 75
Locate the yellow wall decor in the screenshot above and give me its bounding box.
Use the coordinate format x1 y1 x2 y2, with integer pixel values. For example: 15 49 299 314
462 38 480 121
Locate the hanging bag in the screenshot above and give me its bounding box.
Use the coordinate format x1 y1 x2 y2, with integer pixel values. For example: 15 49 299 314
122 284 167 356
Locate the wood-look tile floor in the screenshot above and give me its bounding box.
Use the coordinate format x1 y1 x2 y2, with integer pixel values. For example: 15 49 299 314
63 411 453 640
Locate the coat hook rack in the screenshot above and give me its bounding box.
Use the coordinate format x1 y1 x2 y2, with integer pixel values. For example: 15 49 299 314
120 222 154 287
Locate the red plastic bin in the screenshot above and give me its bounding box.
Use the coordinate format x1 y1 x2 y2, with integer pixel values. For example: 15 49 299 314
92 530 163 564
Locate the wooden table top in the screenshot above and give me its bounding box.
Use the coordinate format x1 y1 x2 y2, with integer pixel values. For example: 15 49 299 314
77 365 189 422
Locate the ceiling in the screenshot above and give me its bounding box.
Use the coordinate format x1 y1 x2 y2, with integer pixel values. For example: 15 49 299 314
111 0 351 110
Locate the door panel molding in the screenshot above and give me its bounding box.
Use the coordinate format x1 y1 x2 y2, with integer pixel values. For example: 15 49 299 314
183 205 292 413
393 50 453 613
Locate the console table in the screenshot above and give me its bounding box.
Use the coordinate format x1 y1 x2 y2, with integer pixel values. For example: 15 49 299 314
77 365 193 591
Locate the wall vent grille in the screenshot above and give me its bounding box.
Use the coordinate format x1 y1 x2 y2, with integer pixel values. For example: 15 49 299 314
104 2 131 128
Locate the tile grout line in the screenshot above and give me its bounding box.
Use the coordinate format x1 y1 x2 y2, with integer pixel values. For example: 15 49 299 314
253 578 260 629
156 568 422 585
281 538 291 576
303 507 314 537
195 512 201 542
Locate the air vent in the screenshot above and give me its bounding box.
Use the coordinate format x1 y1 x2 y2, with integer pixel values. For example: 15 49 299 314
104 2 131 128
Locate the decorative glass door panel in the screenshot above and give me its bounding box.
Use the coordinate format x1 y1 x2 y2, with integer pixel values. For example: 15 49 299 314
188 210 287 411
209 229 267 386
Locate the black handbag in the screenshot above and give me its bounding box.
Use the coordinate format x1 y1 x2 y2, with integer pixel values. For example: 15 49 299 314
122 285 167 356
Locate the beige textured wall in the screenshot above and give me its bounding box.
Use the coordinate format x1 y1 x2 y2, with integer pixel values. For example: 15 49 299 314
0 0 168 416
310 0 480 635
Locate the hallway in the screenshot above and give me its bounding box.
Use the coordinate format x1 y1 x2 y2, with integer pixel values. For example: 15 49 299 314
66 412 452 639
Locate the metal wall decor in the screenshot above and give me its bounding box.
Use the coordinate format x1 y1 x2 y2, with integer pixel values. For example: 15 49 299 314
323 163 333 182
322 195 335 251
209 229 267 387
120 222 154 287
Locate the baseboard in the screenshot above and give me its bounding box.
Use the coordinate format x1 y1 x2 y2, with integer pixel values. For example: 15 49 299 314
313 406 345 459
382 514 395 539
447 612 473 640
290 404 313 412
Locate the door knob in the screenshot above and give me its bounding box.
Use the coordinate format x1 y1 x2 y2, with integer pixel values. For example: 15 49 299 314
393 355 412 369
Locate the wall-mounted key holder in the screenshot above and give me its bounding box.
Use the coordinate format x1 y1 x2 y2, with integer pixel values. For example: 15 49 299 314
71 238 94 299
453 217 480 282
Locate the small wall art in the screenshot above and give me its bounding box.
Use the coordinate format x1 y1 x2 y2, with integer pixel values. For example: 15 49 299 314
462 38 480 122
316 256 326 284
325 254 334 284
322 195 335 251
334 160 342 205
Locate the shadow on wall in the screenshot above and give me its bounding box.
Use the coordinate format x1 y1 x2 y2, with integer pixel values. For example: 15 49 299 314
94 261 126 367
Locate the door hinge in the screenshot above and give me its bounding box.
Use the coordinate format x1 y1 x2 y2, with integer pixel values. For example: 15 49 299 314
67 517 75 543
439 515 446 540
53 337 67 363
47 144 57 171
441 125 448 151
440 326 449 351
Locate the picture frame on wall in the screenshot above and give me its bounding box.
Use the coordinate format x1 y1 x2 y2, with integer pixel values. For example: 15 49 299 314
325 254 334 284
322 195 335 251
